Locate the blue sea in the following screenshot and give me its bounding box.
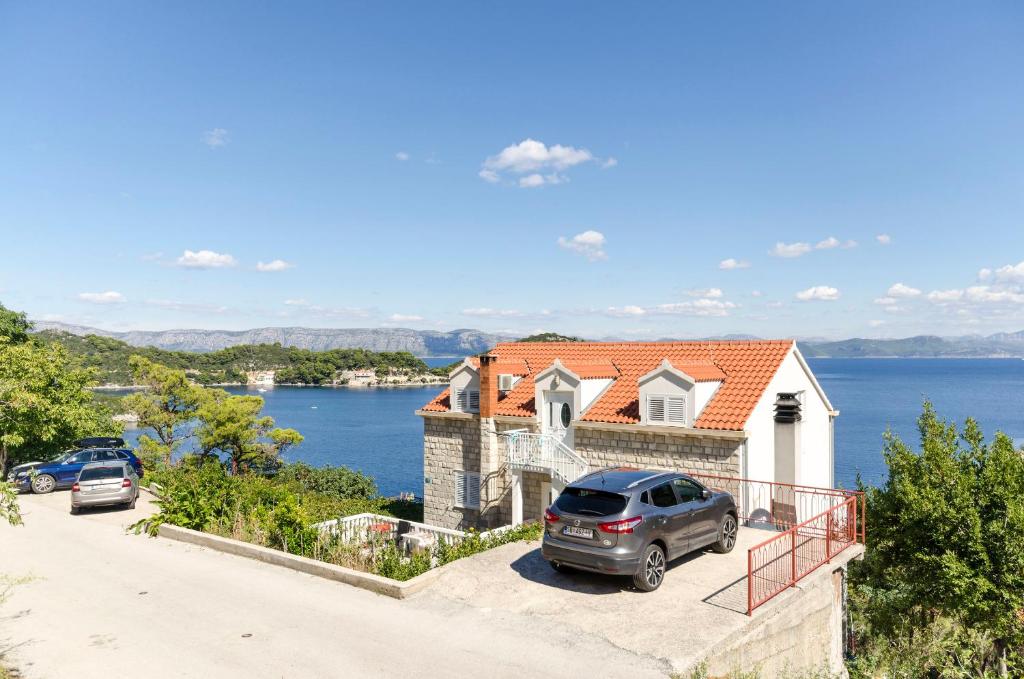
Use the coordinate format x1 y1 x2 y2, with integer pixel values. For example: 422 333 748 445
122 358 1024 496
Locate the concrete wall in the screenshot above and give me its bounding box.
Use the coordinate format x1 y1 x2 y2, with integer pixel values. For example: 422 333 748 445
573 425 743 477
701 559 853 678
423 415 482 529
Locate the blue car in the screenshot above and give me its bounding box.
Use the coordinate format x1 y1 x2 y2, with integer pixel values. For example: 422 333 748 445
7 440 144 494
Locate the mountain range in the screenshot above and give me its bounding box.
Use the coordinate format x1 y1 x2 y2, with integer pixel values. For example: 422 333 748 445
31 321 1024 358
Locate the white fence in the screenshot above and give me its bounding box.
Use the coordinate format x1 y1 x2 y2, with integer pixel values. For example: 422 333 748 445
502 430 589 485
316 513 515 547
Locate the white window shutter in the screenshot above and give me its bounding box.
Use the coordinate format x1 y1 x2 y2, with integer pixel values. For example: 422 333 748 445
452 388 462 412
469 390 480 412
648 396 666 423
667 396 686 424
467 472 481 508
455 470 466 506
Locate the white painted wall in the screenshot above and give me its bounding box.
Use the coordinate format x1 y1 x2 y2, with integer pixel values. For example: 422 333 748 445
580 378 613 413
744 347 833 488
694 380 722 419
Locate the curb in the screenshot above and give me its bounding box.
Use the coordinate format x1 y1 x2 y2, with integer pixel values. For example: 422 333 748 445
156 524 444 599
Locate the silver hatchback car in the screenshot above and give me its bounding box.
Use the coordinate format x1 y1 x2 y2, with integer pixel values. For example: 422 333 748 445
542 468 738 591
70 462 139 515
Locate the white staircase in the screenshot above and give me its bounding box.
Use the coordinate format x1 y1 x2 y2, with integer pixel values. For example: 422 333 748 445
502 430 589 485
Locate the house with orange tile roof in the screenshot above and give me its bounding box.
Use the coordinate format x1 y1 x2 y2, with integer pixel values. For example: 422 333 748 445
416 340 837 530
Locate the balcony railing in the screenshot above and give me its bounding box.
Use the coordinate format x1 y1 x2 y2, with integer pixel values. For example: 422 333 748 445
501 430 589 485
746 494 861 615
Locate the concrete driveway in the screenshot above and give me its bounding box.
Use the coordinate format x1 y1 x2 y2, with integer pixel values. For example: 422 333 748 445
1 491 671 679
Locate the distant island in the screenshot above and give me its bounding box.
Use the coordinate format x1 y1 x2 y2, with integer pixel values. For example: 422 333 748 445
33 322 1024 368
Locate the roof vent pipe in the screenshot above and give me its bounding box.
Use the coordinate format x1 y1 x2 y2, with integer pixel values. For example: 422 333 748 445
774 393 802 424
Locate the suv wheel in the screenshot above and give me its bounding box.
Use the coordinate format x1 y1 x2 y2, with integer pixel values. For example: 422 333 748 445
713 514 738 553
31 474 56 494
633 543 666 592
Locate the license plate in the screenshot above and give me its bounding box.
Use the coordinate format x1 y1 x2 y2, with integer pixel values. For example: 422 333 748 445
562 526 594 539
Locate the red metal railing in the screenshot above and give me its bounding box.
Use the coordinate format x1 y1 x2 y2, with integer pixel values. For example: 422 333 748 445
746 494 861 615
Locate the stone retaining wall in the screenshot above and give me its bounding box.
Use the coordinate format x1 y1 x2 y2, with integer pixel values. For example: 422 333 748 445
574 425 743 477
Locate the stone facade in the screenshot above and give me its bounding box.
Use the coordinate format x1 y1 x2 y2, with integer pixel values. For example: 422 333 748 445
574 425 742 477
424 413 745 530
423 414 482 529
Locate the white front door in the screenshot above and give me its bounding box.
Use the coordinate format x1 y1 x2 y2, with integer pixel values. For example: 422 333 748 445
544 392 574 449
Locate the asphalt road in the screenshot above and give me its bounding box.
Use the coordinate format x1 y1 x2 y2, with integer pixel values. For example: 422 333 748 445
1 491 670 679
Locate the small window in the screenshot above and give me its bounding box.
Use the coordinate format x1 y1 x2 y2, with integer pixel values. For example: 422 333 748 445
67 451 94 464
649 482 678 508
672 478 704 503
452 389 480 413
640 490 651 505
115 451 130 460
560 402 571 428
93 450 119 461
454 470 480 509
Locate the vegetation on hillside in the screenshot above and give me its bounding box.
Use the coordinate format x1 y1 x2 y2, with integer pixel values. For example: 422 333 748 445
848 403 1023 677
37 330 433 385
517 332 585 343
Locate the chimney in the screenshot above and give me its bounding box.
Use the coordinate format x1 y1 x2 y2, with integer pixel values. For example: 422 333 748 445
478 353 499 419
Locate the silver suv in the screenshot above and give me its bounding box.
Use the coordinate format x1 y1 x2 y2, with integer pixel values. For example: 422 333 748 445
541 468 738 591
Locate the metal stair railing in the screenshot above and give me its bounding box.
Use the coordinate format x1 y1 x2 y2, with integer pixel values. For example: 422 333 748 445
502 430 589 485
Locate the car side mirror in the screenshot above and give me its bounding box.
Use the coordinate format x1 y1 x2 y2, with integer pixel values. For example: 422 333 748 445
701 489 712 500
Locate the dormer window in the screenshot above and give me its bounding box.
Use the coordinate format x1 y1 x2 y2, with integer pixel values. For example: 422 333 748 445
452 388 480 413
647 394 687 425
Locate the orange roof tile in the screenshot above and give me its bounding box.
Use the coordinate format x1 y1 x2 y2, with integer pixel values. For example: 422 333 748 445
421 340 795 431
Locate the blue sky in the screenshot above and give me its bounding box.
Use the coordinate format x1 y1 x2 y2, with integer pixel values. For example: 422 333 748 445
2 2 1023 339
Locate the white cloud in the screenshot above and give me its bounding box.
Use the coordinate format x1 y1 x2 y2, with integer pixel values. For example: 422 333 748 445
461 308 524 318
685 287 723 298
202 128 229 148
395 151 410 161
605 305 647 317
653 298 737 317
77 291 125 304
719 258 751 270
557 230 607 262
814 236 858 250
876 234 892 245
256 259 293 272
750 290 763 297
389 313 423 322
868 319 885 328
887 282 922 298
518 173 566 188
145 299 228 313
795 286 840 301
874 297 898 306
926 289 964 304
480 139 602 186
284 298 308 306
964 285 1024 304
601 157 618 169
982 260 1024 284
175 249 237 269
770 241 812 258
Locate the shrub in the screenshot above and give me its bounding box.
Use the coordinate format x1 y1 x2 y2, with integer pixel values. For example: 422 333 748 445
275 461 377 500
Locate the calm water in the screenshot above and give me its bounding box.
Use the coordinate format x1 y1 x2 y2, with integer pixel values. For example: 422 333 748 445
122 359 1024 495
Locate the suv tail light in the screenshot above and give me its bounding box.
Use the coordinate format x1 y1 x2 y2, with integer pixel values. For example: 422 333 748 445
121 478 132 488
543 508 560 524
71 482 80 492
598 516 643 534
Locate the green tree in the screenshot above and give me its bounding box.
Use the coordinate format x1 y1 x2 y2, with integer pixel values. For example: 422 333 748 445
0 339 120 472
121 356 206 469
196 390 303 474
850 403 1024 677
0 302 31 344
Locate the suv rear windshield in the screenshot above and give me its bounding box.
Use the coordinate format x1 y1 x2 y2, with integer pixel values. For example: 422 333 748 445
79 466 125 482
555 488 628 517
